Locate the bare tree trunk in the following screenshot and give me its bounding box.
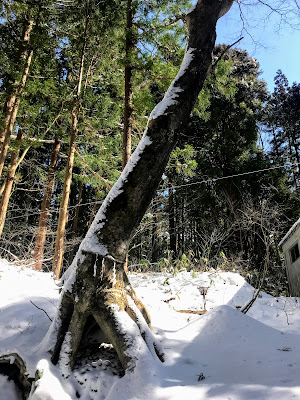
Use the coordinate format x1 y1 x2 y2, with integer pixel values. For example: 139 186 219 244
151 207 159 263
181 197 185 255
0 91 17 145
88 197 99 229
122 0 134 170
0 129 24 236
290 130 300 177
122 0 135 273
33 137 61 270
52 14 89 279
48 0 234 373
0 18 34 144
52 108 77 279
168 180 176 256
71 181 83 239
0 19 34 179
288 136 298 189
68 180 83 263
0 145 30 197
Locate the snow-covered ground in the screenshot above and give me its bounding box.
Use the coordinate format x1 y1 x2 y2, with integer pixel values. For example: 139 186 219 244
0 259 299 399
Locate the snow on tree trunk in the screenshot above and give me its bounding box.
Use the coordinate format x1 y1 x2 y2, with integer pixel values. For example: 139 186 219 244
47 0 234 373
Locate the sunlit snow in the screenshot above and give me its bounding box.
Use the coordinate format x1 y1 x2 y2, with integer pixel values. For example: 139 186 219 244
0 260 299 400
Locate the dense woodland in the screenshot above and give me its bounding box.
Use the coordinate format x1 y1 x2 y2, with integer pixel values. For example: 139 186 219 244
0 0 299 294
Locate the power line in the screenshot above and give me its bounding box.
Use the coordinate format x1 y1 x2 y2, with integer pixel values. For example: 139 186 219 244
4 200 102 222
172 162 300 189
3 162 299 222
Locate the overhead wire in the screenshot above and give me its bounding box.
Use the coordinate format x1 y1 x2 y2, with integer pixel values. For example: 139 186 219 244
3 162 299 222
171 162 300 189
4 200 103 222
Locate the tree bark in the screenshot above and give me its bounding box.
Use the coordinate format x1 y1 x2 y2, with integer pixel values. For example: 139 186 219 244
52 14 89 279
122 0 135 273
290 129 300 177
48 0 234 373
0 145 30 197
168 180 177 256
0 18 34 179
71 180 83 239
68 180 84 263
288 136 298 189
0 129 24 236
88 197 100 229
0 18 34 144
52 108 77 279
151 205 159 263
122 0 134 170
33 137 61 270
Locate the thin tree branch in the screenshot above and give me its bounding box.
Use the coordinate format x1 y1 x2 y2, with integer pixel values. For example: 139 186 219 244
211 37 244 72
136 14 185 38
74 145 113 189
0 145 31 197
30 300 53 321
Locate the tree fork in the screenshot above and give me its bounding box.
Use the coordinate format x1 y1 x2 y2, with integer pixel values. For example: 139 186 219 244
51 253 154 370
48 0 234 374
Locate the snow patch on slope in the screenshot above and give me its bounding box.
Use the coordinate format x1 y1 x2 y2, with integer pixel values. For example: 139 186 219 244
0 262 300 400
0 374 22 400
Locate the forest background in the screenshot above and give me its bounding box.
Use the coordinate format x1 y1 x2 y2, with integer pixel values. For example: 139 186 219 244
0 0 299 295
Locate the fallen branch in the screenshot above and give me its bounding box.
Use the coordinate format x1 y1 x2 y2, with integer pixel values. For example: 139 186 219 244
176 309 207 315
0 247 19 260
30 300 53 321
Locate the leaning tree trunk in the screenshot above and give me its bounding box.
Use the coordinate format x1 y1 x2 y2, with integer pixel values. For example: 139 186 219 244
0 18 34 145
48 0 234 374
33 136 61 270
0 49 33 179
0 129 24 236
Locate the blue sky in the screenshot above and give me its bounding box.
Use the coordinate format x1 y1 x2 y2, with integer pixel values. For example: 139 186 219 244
216 1 300 92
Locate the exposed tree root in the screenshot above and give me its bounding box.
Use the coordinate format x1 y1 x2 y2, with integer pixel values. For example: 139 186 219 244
50 253 164 372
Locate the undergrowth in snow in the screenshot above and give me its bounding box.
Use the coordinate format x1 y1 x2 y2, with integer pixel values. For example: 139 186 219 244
0 260 299 399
